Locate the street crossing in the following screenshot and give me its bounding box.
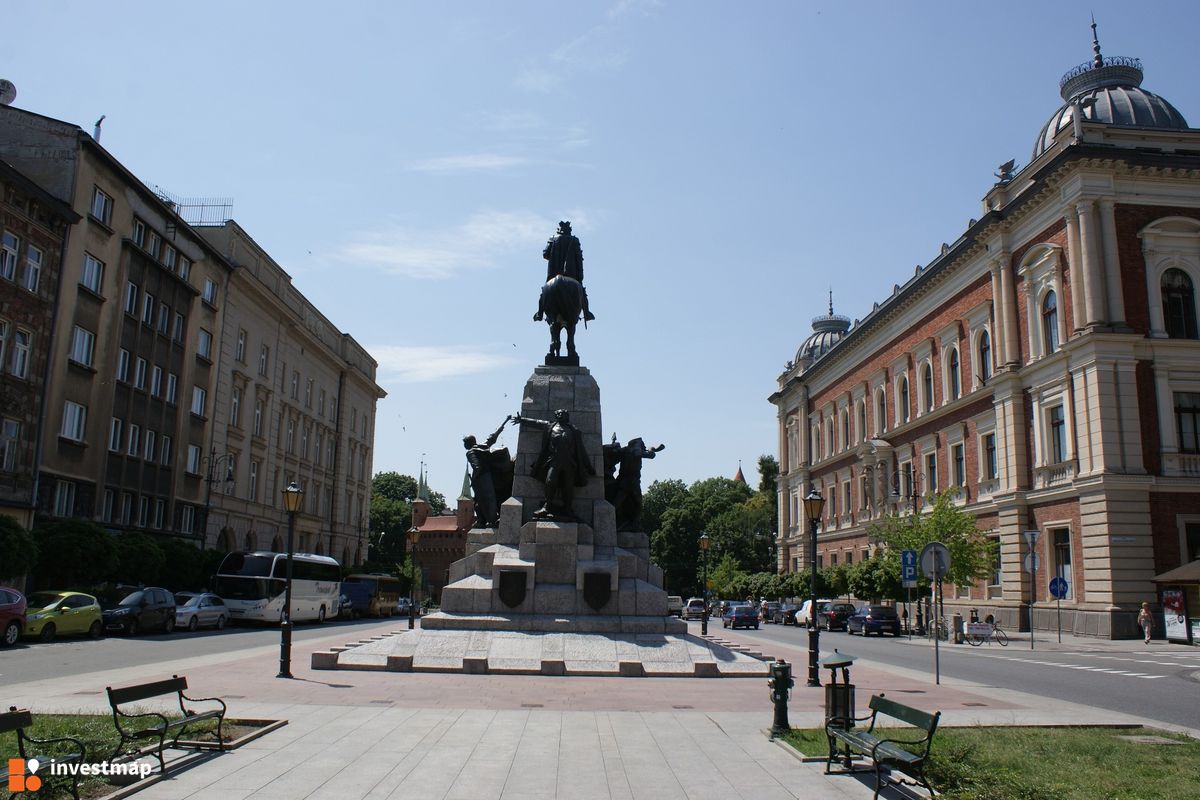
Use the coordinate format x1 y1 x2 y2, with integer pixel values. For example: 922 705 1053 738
971 649 1200 680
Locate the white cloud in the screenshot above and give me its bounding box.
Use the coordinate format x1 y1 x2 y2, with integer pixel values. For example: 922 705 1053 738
405 153 532 173
371 344 519 384
339 209 553 279
515 67 563 94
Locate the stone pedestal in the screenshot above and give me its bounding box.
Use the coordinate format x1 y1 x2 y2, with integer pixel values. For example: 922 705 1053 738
425 364 683 635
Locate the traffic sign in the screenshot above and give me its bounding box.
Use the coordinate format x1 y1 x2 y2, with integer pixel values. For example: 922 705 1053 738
901 549 918 588
1049 576 1068 599
1024 552 1041 574
919 542 951 581
1024 530 1040 550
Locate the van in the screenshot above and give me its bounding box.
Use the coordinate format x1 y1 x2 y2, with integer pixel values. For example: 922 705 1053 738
666 595 684 617
341 574 403 617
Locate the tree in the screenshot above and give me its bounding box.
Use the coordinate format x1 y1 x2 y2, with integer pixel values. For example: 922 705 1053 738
366 471 447 575
110 532 166 586
31 520 118 589
707 553 747 599
846 555 901 602
0 515 37 580
866 490 997 591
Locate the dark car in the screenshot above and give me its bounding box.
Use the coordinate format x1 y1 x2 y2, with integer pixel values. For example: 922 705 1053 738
1 587 26 647
772 604 799 625
761 601 781 622
723 605 760 630
103 587 176 635
847 604 902 636
816 601 858 631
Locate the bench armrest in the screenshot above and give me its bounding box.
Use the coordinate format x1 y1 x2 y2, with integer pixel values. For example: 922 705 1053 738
825 711 874 731
179 692 227 718
112 706 171 733
869 733 932 760
19 730 86 762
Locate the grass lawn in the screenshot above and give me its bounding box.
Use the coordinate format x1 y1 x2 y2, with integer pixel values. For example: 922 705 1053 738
781 725 1200 800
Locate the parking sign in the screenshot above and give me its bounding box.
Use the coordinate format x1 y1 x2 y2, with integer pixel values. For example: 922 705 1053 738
901 549 918 588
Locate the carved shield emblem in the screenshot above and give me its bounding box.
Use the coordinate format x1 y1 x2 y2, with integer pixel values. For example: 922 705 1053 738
583 572 611 612
497 570 527 609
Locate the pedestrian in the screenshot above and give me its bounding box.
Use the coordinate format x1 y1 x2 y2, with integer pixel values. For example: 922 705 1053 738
1137 601 1154 644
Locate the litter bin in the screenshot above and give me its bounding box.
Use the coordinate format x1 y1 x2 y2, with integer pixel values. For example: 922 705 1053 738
952 612 964 644
819 651 857 730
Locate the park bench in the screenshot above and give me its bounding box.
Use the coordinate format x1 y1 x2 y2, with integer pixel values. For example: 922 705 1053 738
105 675 226 775
825 693 941 799
1 706 87 799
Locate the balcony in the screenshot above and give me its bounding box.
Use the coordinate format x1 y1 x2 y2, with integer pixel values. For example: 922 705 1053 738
1033 460 1076 490
977 478 1000 500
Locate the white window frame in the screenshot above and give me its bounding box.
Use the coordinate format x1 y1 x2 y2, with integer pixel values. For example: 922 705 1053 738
180 505 195 533
1 418 20 471
124 281 138 315
166 373 178 404
236 329 246 362
141 292 155 325
10 329 29 378
134 358 147 390
144 429 156 461
81 253 104 293
23 245 42 292
191 386 207 417
161 435 172 466
69 325 95 367
202 278 217 305
109 417 123 452
53 480 75 517
116 349 130 382
157 301 170 334
0 231 17 280
151 365 162 396
186 445 202 475
90 186 113 224
197 328 213 360
1019 244 1066 361
61 400 87 442
127 423 140 457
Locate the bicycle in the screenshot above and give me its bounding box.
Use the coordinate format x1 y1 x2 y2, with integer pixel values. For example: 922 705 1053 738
965 616 1009 646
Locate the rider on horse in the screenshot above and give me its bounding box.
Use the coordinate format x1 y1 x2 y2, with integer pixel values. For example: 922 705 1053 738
534 221 595 323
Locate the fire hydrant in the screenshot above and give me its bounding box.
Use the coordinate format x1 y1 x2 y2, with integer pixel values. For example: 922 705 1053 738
768 659 793 737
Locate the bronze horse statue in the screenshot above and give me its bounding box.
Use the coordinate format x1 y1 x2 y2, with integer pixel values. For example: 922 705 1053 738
538 274 584 359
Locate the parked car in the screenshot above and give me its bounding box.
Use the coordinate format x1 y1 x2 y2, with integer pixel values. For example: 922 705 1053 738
816 601 858 631
847 604 902 636
771 604 799 625
102 587 176 635
666 595 684 617
1 587 27 646
174 592 229 631
761 601 781 622
22 591 103 642
723 605 760 630
683 597 706 620
796 598 832 628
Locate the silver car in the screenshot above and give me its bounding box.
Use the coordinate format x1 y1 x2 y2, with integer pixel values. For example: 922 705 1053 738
174 592 229 631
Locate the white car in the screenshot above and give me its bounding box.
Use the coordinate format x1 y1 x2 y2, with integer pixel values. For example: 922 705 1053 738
683 597 706 620
174 592 229 631
796 598 833 628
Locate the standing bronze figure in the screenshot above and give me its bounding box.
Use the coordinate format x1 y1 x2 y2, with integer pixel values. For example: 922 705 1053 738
463 416 514 528
609 438 665 532
514 409 594 519
534 221 594 361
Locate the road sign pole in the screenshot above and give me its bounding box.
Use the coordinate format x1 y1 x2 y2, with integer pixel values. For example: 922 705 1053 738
1030 550 1036 651
933 579 941 685
1057 595 1062 643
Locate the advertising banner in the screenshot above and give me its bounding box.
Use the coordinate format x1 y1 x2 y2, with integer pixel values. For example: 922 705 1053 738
1161 588 1189 643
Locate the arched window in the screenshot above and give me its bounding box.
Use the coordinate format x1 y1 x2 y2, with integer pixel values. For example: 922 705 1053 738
978 330 992 382
1162 268 1198 339
876 389 887 433
948 349 961 400
899 377 910 423
840 409 849 450
922 364 934 411
1042 291 1059 354
858 400 867 442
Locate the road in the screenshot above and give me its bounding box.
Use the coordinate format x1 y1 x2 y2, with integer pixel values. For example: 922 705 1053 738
699 619 1200 729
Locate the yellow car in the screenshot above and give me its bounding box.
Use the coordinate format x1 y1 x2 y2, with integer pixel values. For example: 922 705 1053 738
23 591 103 642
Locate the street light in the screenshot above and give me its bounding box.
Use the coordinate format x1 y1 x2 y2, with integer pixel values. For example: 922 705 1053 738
407 528 419 630
699 533 710 636
202 450 236 545
802 486 825 688
277 481 304 679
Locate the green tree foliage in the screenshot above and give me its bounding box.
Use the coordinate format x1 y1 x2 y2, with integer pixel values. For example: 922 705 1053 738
156 539 223 591
365 471 447 575
0 515 37 579
866 490 996 591
707 553 747 599
757 454 779 514
32 519 118 589
846 555 901 602
646 477 752 596
110 532 166 586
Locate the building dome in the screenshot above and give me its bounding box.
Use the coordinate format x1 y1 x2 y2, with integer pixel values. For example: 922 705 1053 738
1033 27 1188 159
795 310 851 366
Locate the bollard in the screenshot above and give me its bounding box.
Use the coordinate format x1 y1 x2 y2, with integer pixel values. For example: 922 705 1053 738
767 659 793 737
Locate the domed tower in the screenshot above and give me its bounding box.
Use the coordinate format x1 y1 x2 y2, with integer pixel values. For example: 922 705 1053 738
1033 20 1189 159
794 294 851 371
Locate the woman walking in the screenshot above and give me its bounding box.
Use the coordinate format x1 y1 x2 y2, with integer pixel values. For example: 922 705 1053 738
1137 601 1154 644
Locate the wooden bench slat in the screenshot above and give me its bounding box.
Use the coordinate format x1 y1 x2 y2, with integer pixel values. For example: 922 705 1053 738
0 708 34 734
107 676 188 705
869 695 937 731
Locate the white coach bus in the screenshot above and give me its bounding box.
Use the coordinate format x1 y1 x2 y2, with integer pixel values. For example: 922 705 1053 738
213 551 341 624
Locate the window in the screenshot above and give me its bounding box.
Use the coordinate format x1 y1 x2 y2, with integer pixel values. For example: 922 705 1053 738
180 505 195 533
1049 405 1067 463
124 282 138 315
236 329 246 362
186 445 202 474
285 417 295 452
0 320 6 371
857 401 866 444
173 312 184 342
202 278 218 305
1162 268 1198 339
191 386 207 417
109 417 123 452
61 401 87 442
102 489 115 523
197 328 213 359
253 398 263 436
1 231 18 280
898 376 910 423
166 373 178 404
1052 528 1072 598
291 371 299 399
132 219 146 247
81 253 104 293
90 186 113 225
161 435 172 465
146 231 160 259
69 326 95 367
150 365 162 396
978 330 992 383
842 479 851 514
839 409 849 451
259 345 269 376
10 330 29 378
138 497 149 527
948 349 961 400
53 480 75 517
116 349 130 382
921 364 934 412
1042 290 1059 354
925 452 938 494
249 460 259 501
305 379 313 408
0 418 19 471
1175 393 1200 453
301 425 309 458
22 245 42 292
134 358 147 390
989 535 1002 589
318 388 326 416
157 302 170 334
953 443 965 487
1186 523 1200 563
127 424 140 456
875 389 886 433
315 429 323 462
142 292 155 325
983 433 998 480
120 493 132 524
163 244 177 270
144 430 156 461
154 499 165 529
177 256 191 281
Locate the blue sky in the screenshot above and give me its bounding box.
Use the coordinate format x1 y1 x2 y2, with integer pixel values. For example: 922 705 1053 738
7 1 1200 501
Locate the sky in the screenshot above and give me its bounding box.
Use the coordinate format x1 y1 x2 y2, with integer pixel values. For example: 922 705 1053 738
6 1 1200 502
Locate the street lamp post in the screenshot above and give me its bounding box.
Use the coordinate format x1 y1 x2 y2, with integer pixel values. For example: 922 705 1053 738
277 482 304 679
699 533 710 636
407 528 419 630
802 487 825 688
203 450 235 544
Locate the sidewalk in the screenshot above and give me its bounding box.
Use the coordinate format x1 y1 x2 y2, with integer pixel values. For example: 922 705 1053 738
4 619 1194 800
